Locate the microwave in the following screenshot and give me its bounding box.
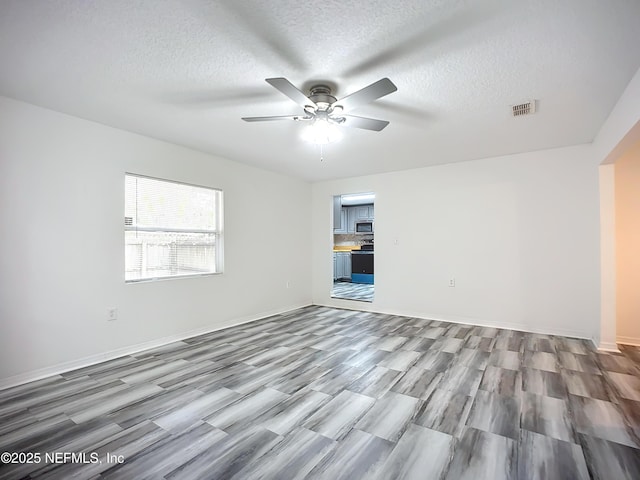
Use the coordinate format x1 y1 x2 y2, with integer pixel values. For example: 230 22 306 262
355 221 373 233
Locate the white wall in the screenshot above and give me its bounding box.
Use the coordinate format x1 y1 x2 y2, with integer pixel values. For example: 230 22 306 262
0 96 312 386
312 145 601 340
594 66 640 165
615 141 640 345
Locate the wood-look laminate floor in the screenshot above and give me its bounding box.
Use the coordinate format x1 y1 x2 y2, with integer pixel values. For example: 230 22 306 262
331 282 374 302
1 306 639 479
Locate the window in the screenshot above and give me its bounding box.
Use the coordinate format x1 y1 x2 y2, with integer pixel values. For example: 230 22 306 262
124 173 223 282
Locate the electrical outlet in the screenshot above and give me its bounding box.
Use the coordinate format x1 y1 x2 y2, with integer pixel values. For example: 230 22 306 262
286 280 290 289
448 278 456 287
107 308 118 321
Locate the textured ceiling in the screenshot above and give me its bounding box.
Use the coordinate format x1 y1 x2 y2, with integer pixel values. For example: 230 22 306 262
1 0 639 182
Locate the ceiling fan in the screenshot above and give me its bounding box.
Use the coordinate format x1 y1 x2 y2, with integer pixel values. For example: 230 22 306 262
242 77 397 143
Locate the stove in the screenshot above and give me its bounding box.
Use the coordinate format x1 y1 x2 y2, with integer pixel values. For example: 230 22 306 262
351 245 374 284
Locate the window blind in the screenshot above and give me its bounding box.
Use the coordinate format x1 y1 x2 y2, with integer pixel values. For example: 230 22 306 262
124 174 223 282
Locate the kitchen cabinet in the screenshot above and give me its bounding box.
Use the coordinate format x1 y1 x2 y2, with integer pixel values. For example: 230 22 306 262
333 196 342 229
348 204 374 233
347 208 357 233
334 205 375 234
342 252 352 280
333 251 351 280
334 208 348 234
355 206 370 220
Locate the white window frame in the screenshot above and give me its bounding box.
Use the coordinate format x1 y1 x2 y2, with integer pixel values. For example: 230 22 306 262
124 173 224 283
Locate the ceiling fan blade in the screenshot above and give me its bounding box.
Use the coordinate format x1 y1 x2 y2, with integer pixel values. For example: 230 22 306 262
242 115 308 122
371 99 433 122
334 78 397 112
342 4 507 78
216 2 306 71
265 78 316 110
341 115 390 132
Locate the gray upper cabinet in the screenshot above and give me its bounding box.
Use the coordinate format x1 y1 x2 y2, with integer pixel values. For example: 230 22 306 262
347 207 357 233
355 206 370 220
334 208 348 234
333 196 342 230
334 204 375 234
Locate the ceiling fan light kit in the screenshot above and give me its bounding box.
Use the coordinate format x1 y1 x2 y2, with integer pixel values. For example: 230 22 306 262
242 77 397 145
302 119 343 145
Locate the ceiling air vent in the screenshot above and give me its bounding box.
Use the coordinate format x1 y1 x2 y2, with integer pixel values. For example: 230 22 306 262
512 100 536 117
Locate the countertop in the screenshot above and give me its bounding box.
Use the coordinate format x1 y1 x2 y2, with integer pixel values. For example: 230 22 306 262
333 246 361 252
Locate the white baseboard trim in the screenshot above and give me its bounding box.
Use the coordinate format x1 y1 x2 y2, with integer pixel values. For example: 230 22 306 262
0 303 311 391
316 300 595 341
596 341 621 353
617 336 640 347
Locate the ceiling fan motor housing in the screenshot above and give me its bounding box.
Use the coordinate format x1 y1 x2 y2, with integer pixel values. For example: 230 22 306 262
308 85 337 112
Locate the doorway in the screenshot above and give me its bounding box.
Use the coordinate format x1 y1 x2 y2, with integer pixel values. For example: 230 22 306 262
599 120 640 351
612 140 640 347
331 192 375 302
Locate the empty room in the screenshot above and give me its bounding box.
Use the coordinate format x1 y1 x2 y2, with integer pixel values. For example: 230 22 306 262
1 1 640 479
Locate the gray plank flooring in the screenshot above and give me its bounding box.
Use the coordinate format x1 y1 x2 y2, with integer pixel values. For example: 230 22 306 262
331 282 374 302
1 305 640 479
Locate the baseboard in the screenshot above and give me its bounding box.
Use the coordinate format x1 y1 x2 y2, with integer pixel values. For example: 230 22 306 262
0 302 311 391
617 336 640 347
316 300 594 341
596 341 621 352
